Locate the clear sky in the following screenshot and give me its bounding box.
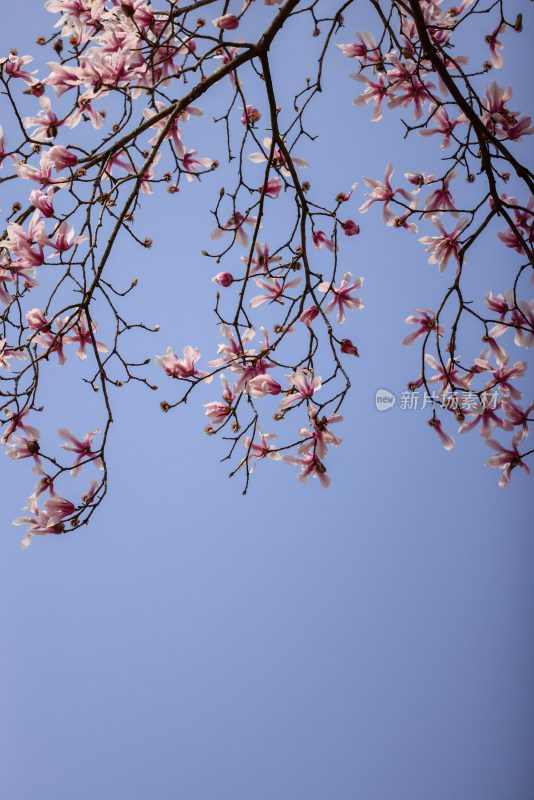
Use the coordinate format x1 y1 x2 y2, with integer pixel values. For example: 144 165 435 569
1 2 533 799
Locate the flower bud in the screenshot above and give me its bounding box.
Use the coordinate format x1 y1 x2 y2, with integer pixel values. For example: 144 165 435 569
213 272 233 287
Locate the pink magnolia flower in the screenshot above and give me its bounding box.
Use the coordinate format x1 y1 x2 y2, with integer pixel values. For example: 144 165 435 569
260 176 282 199
281 452 331 488
155 345 213 382
483 356 528 400
30 187 55 217
0 338 28 371
240 105 261 126
312 230 337 252
359 163 413 225
143 102 185 155
458 399 513 438
485 23 506 70
47 145 78 171
405 171 435 194
485 430 530 487
212 14 239 30
240 427 281 473
23 96 65 141
248 137 308 177
249 273 301 307
13 494 69 550
424 354 471 395
418 105 460 149
64 312 109 360
501 398 534 436
241 242 282 275
341 219 360 236
81 478 100 504
208 324 256 368
213 271 233 287
424 171 458 217
419 216 469 273
336 182 358 202
248 374 282 398
279 368 321 411
6 435 42 466
402 309 444 346
351 72 391 122
210 212 259 247
298 405 343 459
204 375 235 424
39 220 89 256
299 306 319 327
428 418 455 450
13 150 66 187
1 52 37 84
58 427 104 477
182 149 216 181
318 272 364 325
337 30 380 64
1 407 40 445
341 339 359 356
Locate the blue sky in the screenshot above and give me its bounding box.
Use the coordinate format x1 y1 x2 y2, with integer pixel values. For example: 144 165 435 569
1 2 533 798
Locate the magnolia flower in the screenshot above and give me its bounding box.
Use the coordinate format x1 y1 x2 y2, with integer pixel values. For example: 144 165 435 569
318 273 364 325
182 150 215 182
260 176 282 199
428 418 454 450
248 137 308 177
210 212 259 247
485 430 530 487
402 309 444 346
485 23 506 69
279 368 321 411
63 312 108 360
419 105 460 149
419 216 469 273
341 339 359 356
208 324 256 368
249 273 300 307
337 30 380 64
241 242 282 275
299 306 319 327
212 14 239 30
281 452 331 488
1 407 40 446
240 105 261 126
58 427 104 477
155 345 212 382
359 163 412 225
241 427 281 473
213 272 233 287
423 171 458 217
312 230 337 252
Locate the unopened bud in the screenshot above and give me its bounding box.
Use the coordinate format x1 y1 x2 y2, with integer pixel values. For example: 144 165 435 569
273 411 283 421
204 425 215 435
154 324 160 332
514 13 522 32
132 277 138 286
36 36 46 45
115 380 123 387
160 401 170 413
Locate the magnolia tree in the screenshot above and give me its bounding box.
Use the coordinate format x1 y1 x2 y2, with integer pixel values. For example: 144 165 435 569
0 0 532 549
